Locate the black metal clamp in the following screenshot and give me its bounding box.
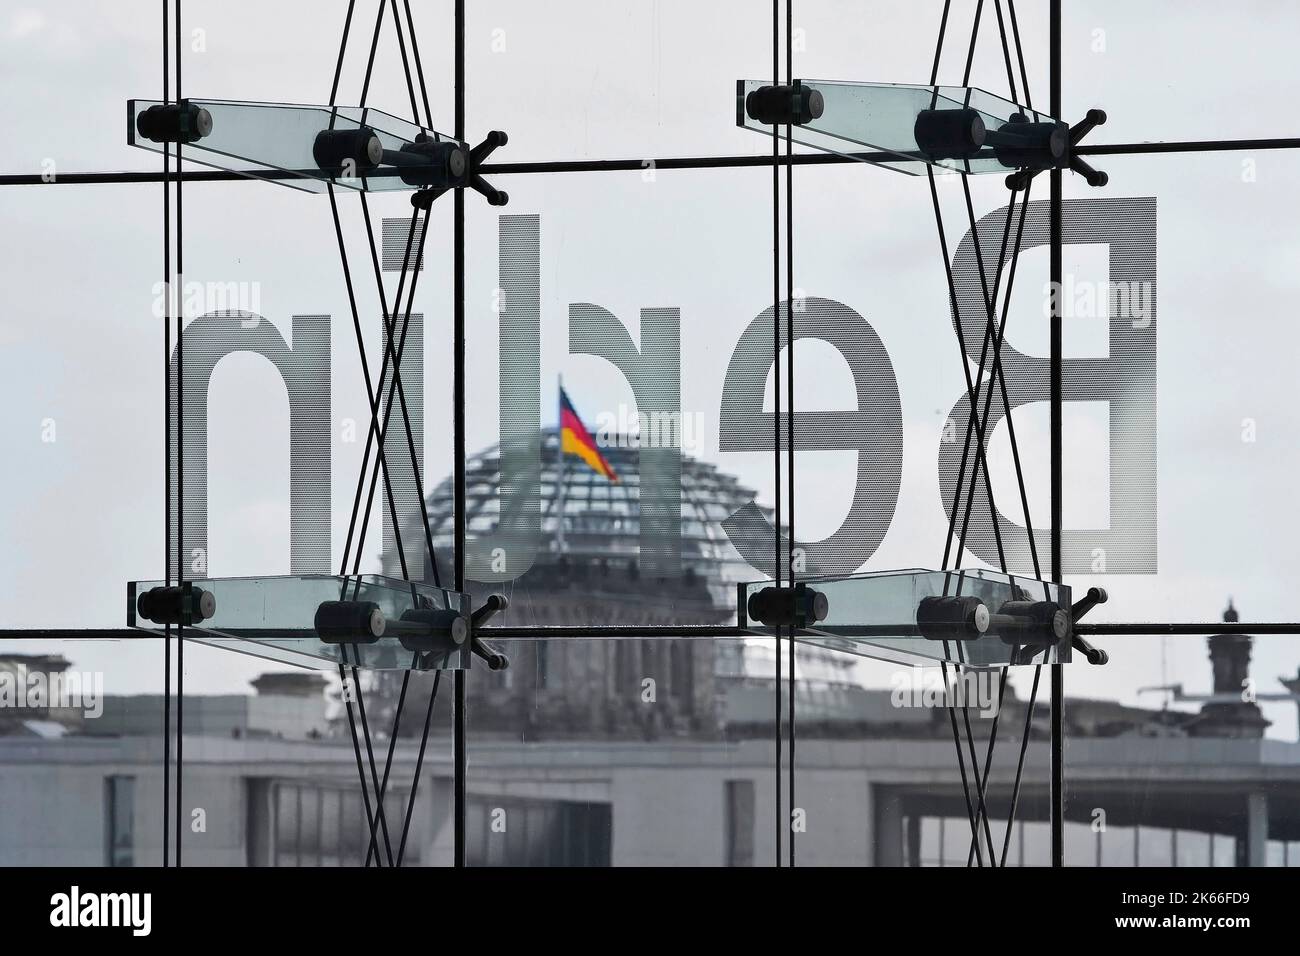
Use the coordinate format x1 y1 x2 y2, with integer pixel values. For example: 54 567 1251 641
1004 108 1110 190
911 105 1109 189
409 130 509 210
918 587 1109 665
746 583 830 629
468 594 511 670
917 595 1070 650
740 575 1109 666
312 126 387 177
313 593 511 671
135 583 216 626
1067 586 1109 664
135 99 213 144
314 599 464 648
311 126 509 209
917 594 992 641
993 586 1109 664
744 81 825 126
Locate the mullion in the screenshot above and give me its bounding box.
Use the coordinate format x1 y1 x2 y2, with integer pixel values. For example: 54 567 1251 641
925 2 996 861
1049 0 1065 870
453 0 467 871
10 134 1300 189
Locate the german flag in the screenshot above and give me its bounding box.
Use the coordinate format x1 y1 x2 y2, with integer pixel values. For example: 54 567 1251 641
560 387 618 482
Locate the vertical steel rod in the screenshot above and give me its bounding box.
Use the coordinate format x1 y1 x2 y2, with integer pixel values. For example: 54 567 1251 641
173 0 185 869
160 0 172 869
1048 0 1065 869
453 0 468 870
785 0 796 870
770 0 783 869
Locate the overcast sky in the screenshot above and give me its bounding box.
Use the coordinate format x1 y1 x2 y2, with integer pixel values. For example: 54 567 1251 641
3 0 1300 740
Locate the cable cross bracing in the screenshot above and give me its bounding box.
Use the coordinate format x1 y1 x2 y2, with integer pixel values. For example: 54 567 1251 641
155 0 452 867
922 0 1052 866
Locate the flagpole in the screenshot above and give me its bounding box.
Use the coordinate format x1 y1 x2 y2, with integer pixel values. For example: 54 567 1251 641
556 374 567 554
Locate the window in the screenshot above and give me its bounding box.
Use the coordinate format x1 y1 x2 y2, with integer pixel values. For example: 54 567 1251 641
670 643 694 703
467 797 611 867
536 641 550 690
254 781 415 867
105 776 135 868
724 780 755 867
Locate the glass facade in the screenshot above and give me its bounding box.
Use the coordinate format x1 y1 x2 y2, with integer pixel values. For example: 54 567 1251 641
1 0 1299 872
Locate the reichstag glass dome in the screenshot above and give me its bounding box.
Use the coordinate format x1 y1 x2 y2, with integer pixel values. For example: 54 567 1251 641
400 428 775 620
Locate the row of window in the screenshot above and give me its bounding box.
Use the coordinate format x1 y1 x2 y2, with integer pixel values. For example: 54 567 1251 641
104 775 755 867
910 816 1300 867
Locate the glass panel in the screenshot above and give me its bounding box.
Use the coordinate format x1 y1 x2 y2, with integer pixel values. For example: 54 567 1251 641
1056 145 1300 864
127 98 462 194
1065 1 1300 143
465 637 775 866
737 79 1056 176
7 0 1300 871
127 574 471 671
740 569 1071 667
455 166 775 628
